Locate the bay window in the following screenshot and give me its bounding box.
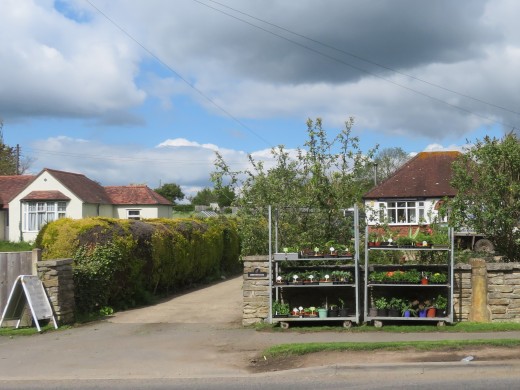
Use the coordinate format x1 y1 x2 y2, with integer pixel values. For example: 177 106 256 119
23 201 67 232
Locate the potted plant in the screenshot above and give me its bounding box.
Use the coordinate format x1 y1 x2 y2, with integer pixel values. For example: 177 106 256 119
368 232 380 247
396 236 414 248
317 307 328 318
374 297 389 316
401 300 417 317
272 300 290 317
429 272 447 284
435 294 448 317
328 304 339 317
388 297 403 317
338 297 348 317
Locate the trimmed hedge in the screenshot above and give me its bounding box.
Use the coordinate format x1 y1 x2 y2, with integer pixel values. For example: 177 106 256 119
35 216 241 313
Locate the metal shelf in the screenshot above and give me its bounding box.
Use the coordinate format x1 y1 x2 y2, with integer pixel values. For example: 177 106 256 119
269 204 361 327
364 226 454 327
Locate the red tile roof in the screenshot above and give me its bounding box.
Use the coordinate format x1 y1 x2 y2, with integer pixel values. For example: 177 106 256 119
0 175 35 208
363 151 461 199
1 169 171 207
43 168 112 204
104 185 172 205
21 191 70 201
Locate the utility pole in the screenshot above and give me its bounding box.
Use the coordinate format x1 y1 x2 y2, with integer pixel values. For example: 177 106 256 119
16 144 20 175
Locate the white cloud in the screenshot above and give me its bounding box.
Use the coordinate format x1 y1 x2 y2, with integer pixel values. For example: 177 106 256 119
157 138 220 151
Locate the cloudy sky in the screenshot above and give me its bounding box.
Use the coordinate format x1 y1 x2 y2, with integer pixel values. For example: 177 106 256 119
1 0 519 197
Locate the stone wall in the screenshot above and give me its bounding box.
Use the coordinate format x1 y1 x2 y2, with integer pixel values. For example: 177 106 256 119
244 257 520 325
37 258 75 325
454 261 520 323
242 256 270 326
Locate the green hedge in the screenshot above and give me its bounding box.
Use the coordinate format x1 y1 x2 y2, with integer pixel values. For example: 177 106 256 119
35 216 241 313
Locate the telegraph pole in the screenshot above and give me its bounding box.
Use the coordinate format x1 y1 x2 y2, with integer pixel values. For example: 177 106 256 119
16 144 20 175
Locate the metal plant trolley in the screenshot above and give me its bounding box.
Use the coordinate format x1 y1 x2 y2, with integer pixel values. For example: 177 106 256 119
364 226 454 327
268 205 361 329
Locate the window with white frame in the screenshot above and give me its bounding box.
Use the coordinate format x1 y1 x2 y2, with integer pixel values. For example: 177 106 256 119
127 209 141 220
23 201 67 232
383 201 425 224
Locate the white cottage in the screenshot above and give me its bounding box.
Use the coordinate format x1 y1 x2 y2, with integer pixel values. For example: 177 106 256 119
0 168 172 242
363 151 460 234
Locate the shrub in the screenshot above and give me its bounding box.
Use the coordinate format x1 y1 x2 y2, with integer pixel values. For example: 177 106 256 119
37 216 241 314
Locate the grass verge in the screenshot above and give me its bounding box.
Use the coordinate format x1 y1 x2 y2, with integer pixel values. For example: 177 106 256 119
0 241 33 252
0 323 66 337
263 338 520 358
256 321 520 333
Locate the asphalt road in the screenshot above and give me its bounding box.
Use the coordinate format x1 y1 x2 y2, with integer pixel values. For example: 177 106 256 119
1 275 520 387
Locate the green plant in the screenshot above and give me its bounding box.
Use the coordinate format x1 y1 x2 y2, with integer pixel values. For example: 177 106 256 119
388 297 403 310
272 300 290 316
374 297 389 310
429 272 448 284
338 297 346 309
396 236 414 246
435 295 448 310
99 306 114 316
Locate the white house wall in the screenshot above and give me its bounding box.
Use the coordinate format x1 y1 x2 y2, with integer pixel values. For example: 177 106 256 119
364 198 442 226
113 205 171 219
82 203 114 218
0 210 6 241
7 171 109 242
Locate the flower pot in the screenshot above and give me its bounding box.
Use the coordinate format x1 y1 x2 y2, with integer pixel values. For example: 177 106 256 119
388 309 400 317
339 308 348 317
427 308 436 317
403 310 411 317
317 308 327 318
328 308 339 317
421 278 428 285
376 308 388 317
418 309 427 318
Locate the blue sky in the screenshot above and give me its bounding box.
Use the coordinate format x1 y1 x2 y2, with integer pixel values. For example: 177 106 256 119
1 0 518 198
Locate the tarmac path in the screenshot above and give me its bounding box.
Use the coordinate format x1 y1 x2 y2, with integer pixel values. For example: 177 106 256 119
2 275 520 381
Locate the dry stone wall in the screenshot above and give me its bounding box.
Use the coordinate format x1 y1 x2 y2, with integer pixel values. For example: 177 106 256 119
242 256 270 326
244 257 520 325
37 258 75 325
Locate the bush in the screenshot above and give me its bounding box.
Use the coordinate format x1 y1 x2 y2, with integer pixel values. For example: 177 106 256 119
37 216 241 314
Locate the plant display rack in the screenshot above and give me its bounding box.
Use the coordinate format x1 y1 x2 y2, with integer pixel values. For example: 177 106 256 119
363 226 454 327
268 205 361 329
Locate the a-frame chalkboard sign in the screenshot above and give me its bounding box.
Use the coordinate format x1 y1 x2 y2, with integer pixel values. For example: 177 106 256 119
0 275 58 332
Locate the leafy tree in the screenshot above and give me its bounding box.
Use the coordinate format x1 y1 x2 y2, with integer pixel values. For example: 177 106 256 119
154 182 184 204
448 133 520 261
191 187 217 206
190 186 236 207
0 120 32 175
0 142 18 175
211 117 376 255
356 147 410 190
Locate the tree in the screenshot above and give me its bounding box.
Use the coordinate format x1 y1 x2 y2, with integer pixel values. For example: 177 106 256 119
154 182 184 204
190 186 236 207
448 133 520 261
211 117 377 255
356 147 410 190
191 187 216 206
0 120 32 175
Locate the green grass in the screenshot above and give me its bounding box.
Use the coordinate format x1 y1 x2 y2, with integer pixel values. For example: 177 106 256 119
0 323 65 337
0 241 33 252
257 321 520 333
263 338 520 358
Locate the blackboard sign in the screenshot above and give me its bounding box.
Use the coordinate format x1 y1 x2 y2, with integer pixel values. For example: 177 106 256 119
0 275 57 332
